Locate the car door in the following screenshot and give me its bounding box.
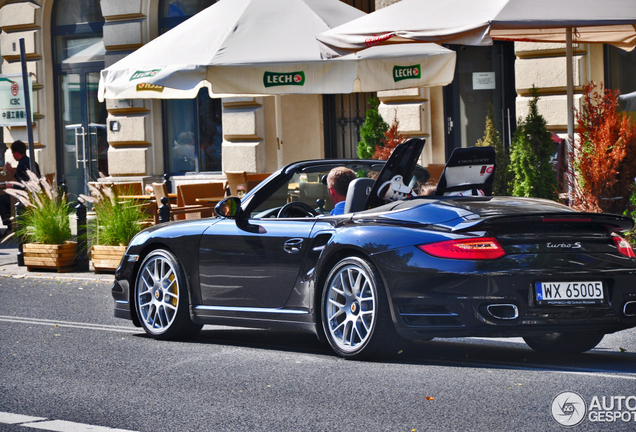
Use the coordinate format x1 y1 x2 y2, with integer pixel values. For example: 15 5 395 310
198 218 315 309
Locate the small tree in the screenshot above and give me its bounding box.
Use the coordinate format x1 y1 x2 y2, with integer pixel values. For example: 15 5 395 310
509 86 558 200
476 103 511 195
571 82 636 215
357 97 389 159
373 113 407 160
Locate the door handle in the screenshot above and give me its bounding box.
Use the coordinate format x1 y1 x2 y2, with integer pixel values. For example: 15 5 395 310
72 126 86 168
283 238 304 254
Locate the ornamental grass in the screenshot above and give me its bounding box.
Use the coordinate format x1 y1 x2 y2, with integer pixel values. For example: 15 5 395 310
80 182 150 247
4 171 72 245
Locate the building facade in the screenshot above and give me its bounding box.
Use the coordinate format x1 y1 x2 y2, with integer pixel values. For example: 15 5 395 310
0 0 634 200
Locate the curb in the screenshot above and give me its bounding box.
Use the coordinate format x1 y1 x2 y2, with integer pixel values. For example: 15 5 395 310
0 247 114 283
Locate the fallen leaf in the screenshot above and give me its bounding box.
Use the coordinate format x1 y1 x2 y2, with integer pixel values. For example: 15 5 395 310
425 396 435 401
619 347 627 353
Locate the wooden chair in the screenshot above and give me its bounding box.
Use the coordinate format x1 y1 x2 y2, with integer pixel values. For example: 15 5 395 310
246 172 271 192
176 182 225 219
112 182 143 196
224 171 248 196
424 164 446 186
152 182 206 223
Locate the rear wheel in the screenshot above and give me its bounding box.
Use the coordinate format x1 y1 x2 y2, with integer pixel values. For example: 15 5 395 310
523 332 604 355
321 256 401 359
135 249 202 340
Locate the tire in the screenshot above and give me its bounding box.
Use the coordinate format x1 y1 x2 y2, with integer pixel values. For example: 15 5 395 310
523 332 604 355
135 249 202 340
321 256 401 359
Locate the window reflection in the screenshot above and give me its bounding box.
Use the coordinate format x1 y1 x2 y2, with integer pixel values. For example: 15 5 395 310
160 0 222 174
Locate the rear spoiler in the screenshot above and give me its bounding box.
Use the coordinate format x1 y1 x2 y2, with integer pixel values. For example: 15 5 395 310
451 212 635 233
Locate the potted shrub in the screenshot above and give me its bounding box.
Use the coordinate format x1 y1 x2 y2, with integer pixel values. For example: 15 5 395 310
81 183 151 272
5 171 76 272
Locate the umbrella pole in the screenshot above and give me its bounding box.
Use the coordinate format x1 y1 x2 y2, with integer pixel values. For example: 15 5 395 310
566 27 575 203
275 95 283 168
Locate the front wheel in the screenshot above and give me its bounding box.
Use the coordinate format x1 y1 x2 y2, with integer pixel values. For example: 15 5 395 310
523 332 604 355
321 256 400 359
135 249 202 340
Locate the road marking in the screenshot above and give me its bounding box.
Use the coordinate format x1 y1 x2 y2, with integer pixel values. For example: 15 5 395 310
0 316 137 333
0 412 137 431
0 412 46 424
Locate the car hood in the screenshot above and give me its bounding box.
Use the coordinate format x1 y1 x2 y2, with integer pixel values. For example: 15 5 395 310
353 196 634 232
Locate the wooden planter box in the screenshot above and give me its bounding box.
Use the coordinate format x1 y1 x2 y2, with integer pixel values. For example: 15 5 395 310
23 242 77 273
91 245 127 273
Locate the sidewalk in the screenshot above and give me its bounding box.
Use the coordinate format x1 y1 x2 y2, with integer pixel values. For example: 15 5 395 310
0 239 114 282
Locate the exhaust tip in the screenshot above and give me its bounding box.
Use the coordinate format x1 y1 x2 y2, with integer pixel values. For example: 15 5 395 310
486 304 519 320
624 301 636 317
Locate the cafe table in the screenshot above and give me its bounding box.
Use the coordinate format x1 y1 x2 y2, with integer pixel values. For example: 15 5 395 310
195 196 227 205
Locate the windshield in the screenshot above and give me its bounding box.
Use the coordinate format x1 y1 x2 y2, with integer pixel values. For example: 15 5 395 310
250 161 430 218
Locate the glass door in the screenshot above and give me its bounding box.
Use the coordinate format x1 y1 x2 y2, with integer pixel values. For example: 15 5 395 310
58 68 107 199
443 42 516 159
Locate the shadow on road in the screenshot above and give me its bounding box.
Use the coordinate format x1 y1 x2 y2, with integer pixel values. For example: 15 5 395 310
135 326 636 375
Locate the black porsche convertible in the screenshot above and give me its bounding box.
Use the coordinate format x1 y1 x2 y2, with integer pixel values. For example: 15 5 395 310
112 138 636 359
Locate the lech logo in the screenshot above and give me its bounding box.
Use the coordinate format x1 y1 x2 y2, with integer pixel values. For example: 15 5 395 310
551 391 586 427
130 69 161 81
263 71 305 88
393 64 421 82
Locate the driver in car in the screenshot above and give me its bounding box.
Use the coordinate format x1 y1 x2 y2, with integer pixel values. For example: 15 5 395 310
326 166 357 215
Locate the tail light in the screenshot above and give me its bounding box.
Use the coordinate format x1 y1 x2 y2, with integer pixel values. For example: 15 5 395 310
612 233 636 258
418 237 506 260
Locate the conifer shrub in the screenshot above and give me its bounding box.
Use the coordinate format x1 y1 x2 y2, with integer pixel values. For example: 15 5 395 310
373 113 407 160
509 86 558 200
357 97 389 160
570 82 636 215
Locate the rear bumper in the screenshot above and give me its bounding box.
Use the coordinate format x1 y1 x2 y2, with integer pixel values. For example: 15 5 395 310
374 248 636 340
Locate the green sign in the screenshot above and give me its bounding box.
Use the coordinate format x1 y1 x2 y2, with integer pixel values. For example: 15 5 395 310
393 65 421 82
130 69 162 81
263 71 305 88
0 74 32 127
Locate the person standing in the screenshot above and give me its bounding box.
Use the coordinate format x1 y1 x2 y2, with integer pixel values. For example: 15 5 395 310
0 141 41 236
4 140 40 183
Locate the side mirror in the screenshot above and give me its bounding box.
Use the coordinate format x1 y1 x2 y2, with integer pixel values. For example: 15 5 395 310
215 197 242 219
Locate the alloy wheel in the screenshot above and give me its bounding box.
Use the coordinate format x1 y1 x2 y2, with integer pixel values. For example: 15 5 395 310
324 263 377 353
136 253 180 334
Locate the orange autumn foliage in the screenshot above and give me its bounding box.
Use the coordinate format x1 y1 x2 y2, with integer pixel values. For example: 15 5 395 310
373 114 407 160
571 82 636 214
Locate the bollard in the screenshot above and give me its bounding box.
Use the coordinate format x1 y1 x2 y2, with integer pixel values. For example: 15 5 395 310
15 201 25 267
159 196 171 223
60 178 67 197
163 173 172 193
75 201 89 271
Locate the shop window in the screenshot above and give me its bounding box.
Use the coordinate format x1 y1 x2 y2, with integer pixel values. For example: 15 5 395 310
160 0 222 174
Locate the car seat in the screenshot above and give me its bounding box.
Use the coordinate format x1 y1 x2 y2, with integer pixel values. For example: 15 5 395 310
434 146 496 196
343 178 375 213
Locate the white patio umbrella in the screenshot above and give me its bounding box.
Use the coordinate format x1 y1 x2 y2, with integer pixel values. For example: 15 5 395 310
316 0 636 142
98 0 456 167
98 0 456 100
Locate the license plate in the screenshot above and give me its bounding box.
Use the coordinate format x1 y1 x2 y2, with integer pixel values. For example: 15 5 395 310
535 281 604 305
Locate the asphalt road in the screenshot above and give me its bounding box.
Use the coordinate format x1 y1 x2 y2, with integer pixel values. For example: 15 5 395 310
1 276 635 432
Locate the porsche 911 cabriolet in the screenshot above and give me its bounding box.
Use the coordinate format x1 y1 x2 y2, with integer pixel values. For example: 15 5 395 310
112 138 636 359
